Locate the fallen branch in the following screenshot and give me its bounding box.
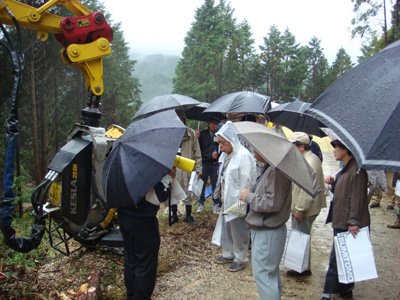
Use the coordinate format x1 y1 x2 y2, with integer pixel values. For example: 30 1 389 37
187 222 204 233
0 251 9 259
0 271 8 282
169 231 183 236
98 255 124 266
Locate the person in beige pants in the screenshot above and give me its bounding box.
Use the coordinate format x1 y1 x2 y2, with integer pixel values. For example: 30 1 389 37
287 132 326 276
370 171 398 209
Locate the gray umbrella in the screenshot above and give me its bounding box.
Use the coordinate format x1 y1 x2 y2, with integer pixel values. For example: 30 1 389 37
132 94 201 120
233 122 321 198
266 101 326 137
102 110 186 207
306 40 400 172
203 91 269 115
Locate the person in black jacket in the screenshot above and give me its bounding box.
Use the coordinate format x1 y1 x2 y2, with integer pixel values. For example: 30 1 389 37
197 115 222 213
309 135 323 162
118 169 175 300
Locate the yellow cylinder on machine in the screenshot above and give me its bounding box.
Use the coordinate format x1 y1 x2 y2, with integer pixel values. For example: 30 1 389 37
99 208 117 229
173 155 195 173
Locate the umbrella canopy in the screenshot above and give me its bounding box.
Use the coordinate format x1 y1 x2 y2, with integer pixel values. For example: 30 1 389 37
203 91 269 115
103 110 186 207
266 101 326 137
306 40 400 172
132 94 201 120
184 102 226 122
232 122 321 198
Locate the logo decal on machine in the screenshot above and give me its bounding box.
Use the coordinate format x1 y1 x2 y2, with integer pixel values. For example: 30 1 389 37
70 164 78 215
77 18 90 27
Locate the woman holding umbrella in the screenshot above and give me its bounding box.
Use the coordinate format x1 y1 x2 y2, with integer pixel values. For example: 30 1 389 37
321 139 370 300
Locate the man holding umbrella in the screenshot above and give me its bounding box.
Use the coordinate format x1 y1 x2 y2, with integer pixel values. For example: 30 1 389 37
102 110 188 300
239 150 292 299
119 171 176 300
233 121 320 300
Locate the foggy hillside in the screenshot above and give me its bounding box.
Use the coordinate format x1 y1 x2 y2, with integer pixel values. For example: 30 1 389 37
131 53 179 103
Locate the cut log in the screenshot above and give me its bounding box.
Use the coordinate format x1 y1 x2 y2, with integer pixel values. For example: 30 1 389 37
76 269 101 300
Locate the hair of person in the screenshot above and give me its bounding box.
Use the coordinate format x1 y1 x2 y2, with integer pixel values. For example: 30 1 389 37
294 141 311 151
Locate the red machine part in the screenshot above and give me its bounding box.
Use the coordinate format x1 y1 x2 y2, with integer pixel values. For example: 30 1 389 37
55 11 113 48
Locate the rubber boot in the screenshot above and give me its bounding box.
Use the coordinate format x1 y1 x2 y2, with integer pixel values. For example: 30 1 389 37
387 209 400 229
184 205 196 225
170 204 179 225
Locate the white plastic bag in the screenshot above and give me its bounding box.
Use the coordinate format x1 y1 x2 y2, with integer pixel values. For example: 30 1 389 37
334 227 378 284
211 213 223 246
395 179 400 196
281 228 310 273
188 171 204 199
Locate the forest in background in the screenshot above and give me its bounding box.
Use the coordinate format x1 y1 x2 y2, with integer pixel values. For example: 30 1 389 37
0 0 399 193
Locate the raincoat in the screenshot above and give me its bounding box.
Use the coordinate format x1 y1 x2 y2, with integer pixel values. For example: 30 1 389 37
214 122 257 222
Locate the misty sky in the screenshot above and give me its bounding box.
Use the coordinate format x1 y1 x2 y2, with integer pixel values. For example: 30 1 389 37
104 0 367 63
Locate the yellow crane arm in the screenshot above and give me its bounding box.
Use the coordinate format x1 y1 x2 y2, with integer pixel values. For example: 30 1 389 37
0 0 113 96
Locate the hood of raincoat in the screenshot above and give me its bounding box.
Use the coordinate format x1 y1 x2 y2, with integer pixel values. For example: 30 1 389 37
216 121 241 153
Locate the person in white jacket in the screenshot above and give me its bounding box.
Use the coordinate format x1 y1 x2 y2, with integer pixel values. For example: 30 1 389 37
213 121 257 272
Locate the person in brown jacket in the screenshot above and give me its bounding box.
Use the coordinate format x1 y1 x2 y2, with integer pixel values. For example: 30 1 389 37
320 139 369 300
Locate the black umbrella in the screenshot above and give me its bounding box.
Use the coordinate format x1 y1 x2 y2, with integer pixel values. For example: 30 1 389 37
203 91 269 115
132 94 201 120
102 110 186 207
266 101 326 137
306 40 400 171
185 102 226 122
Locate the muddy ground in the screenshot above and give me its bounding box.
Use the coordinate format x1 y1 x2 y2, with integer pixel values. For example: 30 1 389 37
153 151 400 300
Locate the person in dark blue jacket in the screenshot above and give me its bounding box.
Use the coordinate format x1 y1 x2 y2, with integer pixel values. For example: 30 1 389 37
309 135 323 162
197 115 222 213
118 169 175 300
